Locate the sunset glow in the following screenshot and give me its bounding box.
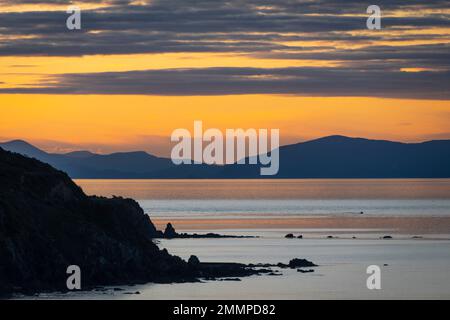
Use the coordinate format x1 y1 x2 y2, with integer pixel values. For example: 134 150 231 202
0 0 449 155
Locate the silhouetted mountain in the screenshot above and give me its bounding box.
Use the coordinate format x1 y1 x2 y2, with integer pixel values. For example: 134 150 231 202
1 135 449 178
64 151 96 158
222 135 450 178
0 140 50 160
288 135 450 178
0 141 177 178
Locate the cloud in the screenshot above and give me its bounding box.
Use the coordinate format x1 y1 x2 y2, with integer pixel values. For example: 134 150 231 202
0 0 448 56
0 0 448 99
255 43 450 70
1 66 448 99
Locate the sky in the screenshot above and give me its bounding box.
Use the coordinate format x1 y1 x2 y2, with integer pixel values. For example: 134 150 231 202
0 0 449 156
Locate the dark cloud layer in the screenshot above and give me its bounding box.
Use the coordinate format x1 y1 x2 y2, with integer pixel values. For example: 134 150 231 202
0 0 449 56
2 66 449 99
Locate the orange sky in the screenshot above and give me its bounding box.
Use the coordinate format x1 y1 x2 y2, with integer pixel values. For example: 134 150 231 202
1 93 449 156
0 2 449 156
1 47 449 157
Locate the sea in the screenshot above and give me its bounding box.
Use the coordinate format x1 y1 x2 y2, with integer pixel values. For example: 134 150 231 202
26 179 450 299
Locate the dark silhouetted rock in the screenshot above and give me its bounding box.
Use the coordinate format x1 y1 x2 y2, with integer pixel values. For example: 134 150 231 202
382 235 393 239
164 223 177 239
220 278 241 281
297 269 314 273
285 233 294 238
288 258 317 268
246 259 319 273
158 225 255 239
196 262 272 279
0 147 195 296
188 255 200 267
297 235 303 239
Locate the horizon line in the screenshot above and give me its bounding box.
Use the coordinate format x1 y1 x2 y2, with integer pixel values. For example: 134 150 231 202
1 134 450 158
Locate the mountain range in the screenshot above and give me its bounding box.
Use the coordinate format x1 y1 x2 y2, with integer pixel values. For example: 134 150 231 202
1 136 449 178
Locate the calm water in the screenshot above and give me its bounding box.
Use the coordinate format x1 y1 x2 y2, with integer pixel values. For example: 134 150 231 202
74 179 450 219
32 237 450 300
31 179 450 299
74 179 450 200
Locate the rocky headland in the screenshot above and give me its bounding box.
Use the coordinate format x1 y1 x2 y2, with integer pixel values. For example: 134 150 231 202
0 147 316 297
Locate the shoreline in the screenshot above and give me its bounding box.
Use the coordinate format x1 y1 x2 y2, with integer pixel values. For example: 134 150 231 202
152 216 450 234
21 236 450 300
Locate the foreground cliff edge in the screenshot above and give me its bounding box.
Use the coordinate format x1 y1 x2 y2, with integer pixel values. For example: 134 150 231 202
0 147 316 297
0 146 196 296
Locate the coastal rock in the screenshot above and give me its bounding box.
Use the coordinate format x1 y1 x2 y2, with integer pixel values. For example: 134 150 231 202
285 233 294 239
288 258 317 268
164 223 178 239
196 262 273 279
220 278 241 281
297 269 314 273
274 258 318 269
159 223 255 239
188 255 200 267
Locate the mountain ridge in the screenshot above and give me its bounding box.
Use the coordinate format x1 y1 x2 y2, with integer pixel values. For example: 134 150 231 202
1 136 449 178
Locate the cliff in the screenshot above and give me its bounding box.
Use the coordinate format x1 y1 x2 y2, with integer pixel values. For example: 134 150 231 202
0 147 192 296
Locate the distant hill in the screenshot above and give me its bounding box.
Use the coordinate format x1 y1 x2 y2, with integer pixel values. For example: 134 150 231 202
0 140 177 178
221 135 450 178
0 140 50 160
1 135 449 178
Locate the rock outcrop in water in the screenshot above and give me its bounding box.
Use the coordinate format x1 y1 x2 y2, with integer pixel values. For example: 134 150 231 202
248 258 318 269
159 223 255 239
163 223 178 238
